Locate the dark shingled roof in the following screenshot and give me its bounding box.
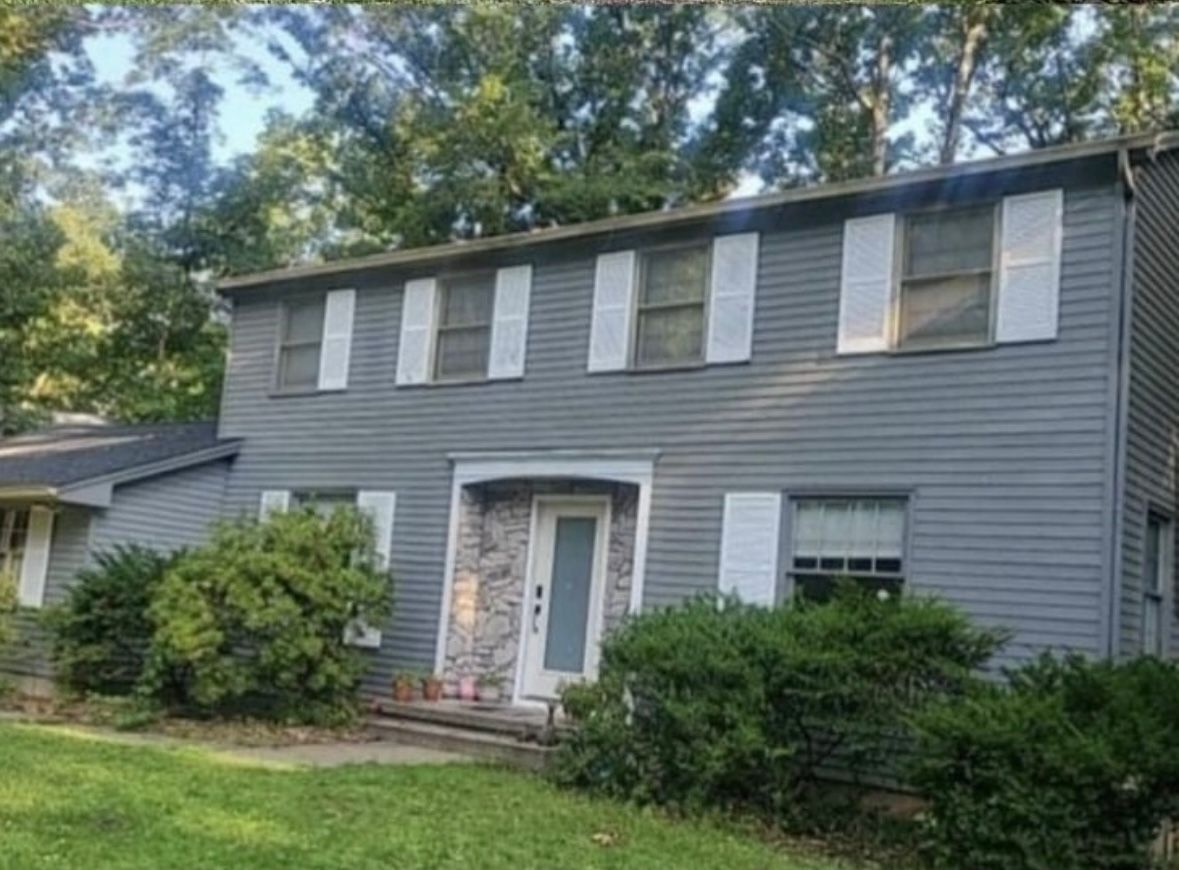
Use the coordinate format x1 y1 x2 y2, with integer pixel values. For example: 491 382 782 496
0 422 238 488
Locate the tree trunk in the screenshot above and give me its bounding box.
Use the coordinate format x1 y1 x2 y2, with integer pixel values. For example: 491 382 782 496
871 32 893 176
940 14 988 164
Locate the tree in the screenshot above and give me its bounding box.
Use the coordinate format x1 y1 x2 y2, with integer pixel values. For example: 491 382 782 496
704 4 925 188
261 4 724 251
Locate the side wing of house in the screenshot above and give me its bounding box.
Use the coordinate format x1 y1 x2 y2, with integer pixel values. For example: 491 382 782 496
88 459 232 554
1119 148 1179 658
0 506 91 684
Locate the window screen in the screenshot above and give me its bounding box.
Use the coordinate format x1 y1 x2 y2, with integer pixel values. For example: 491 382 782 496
791 498 906 601
899 206 995 351
1143 512 1170 655
636 245 709 367
435 272 494 380
278 296 325 391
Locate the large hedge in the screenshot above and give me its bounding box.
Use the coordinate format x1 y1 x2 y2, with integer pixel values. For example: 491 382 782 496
141 506 390 724
48 545 179 696
554 586 1005 826
910 653 1179 870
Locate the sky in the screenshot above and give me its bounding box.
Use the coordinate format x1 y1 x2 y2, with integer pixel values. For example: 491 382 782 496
84 23 314 164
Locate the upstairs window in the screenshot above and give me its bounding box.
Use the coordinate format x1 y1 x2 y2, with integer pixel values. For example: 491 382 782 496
435 272 495 381
277 295 325 391
635 244 709 367
0 508 29 581
790 497 906 602
898 206 996 351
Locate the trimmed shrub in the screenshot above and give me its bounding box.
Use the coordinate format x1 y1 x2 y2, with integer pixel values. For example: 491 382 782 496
910 653 1179 870
140 506 390 724
0 571 15 651
555 585 1005 828
47 545 179 695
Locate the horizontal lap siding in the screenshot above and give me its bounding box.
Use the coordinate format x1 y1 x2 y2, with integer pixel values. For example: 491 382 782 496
1121 151 1179 657
1 506 90 680
219 181 1121 689
89 460 232 555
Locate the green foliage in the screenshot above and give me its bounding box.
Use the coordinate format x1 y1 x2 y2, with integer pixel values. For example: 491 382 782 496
0 570 16 653
47 544 179 696
555 586 1005 829
141 506 390 724
910 654 1179 870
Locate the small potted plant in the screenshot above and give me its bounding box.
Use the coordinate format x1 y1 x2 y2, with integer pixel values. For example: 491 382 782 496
458 674 478 702
479 674 506 703
421 672 444 702
392 671 417 703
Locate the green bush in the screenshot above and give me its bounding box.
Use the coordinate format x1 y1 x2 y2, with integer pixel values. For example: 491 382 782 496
47 545 179 696
910 653 1179 870
140 506 390 724
555 585 1005 828
0 571 15 652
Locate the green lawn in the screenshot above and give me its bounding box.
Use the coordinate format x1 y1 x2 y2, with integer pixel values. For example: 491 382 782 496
0 723 839 869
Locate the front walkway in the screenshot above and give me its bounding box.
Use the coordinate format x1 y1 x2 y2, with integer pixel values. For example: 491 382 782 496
0 711 471 767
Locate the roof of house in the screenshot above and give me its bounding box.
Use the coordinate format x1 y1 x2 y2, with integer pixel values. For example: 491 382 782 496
218 130 1179 294
0 421 240 504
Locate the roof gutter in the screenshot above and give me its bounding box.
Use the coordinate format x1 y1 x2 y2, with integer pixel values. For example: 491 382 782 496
219 131 1179 294
0 486 57 503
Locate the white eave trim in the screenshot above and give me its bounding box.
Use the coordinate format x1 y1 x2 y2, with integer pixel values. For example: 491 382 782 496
218 131 1178 294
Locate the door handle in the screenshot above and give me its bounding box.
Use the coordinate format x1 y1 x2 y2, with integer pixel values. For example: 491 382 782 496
532 584 543 634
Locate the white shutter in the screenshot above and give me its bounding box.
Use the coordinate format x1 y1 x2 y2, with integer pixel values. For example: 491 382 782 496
396 278 438 385
588 250 637 372
717 493 781 607
996 189 1063 344
837 214 896 354
317 288 356 391
258 490 290 519
488 265 532 380
17 507 53 608
706 233 760 364
350 490 396 649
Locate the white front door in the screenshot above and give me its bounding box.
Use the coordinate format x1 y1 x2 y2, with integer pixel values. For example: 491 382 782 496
519 497 609 701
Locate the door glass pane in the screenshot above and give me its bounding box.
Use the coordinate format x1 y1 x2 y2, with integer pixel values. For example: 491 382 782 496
543 516 597 674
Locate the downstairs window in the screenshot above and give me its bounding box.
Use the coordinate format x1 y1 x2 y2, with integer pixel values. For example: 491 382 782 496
790 497 906 602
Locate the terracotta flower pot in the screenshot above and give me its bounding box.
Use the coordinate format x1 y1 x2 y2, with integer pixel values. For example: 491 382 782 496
393 678 415 703
422 677 443 702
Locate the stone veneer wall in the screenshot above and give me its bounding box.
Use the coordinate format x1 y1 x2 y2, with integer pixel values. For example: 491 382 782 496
443 479 637 692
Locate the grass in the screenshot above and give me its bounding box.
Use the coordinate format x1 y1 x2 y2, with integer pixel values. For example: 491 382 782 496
0 723 843 870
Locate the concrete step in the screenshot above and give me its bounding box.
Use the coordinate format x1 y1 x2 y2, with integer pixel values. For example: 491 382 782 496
365 715 555 772
374 700 565 742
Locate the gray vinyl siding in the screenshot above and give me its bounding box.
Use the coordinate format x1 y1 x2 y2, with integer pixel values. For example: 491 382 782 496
219 163 1124 692
2 461 229 684
1119 150 1179 658
1 506 91 680
88 460 232 556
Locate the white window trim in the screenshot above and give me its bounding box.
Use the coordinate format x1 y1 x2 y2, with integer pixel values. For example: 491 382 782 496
894 204 1000 353
632 242 713 370
432 270 497 383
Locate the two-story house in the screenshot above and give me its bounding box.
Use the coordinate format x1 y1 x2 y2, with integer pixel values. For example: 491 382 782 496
4 132 1179 704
